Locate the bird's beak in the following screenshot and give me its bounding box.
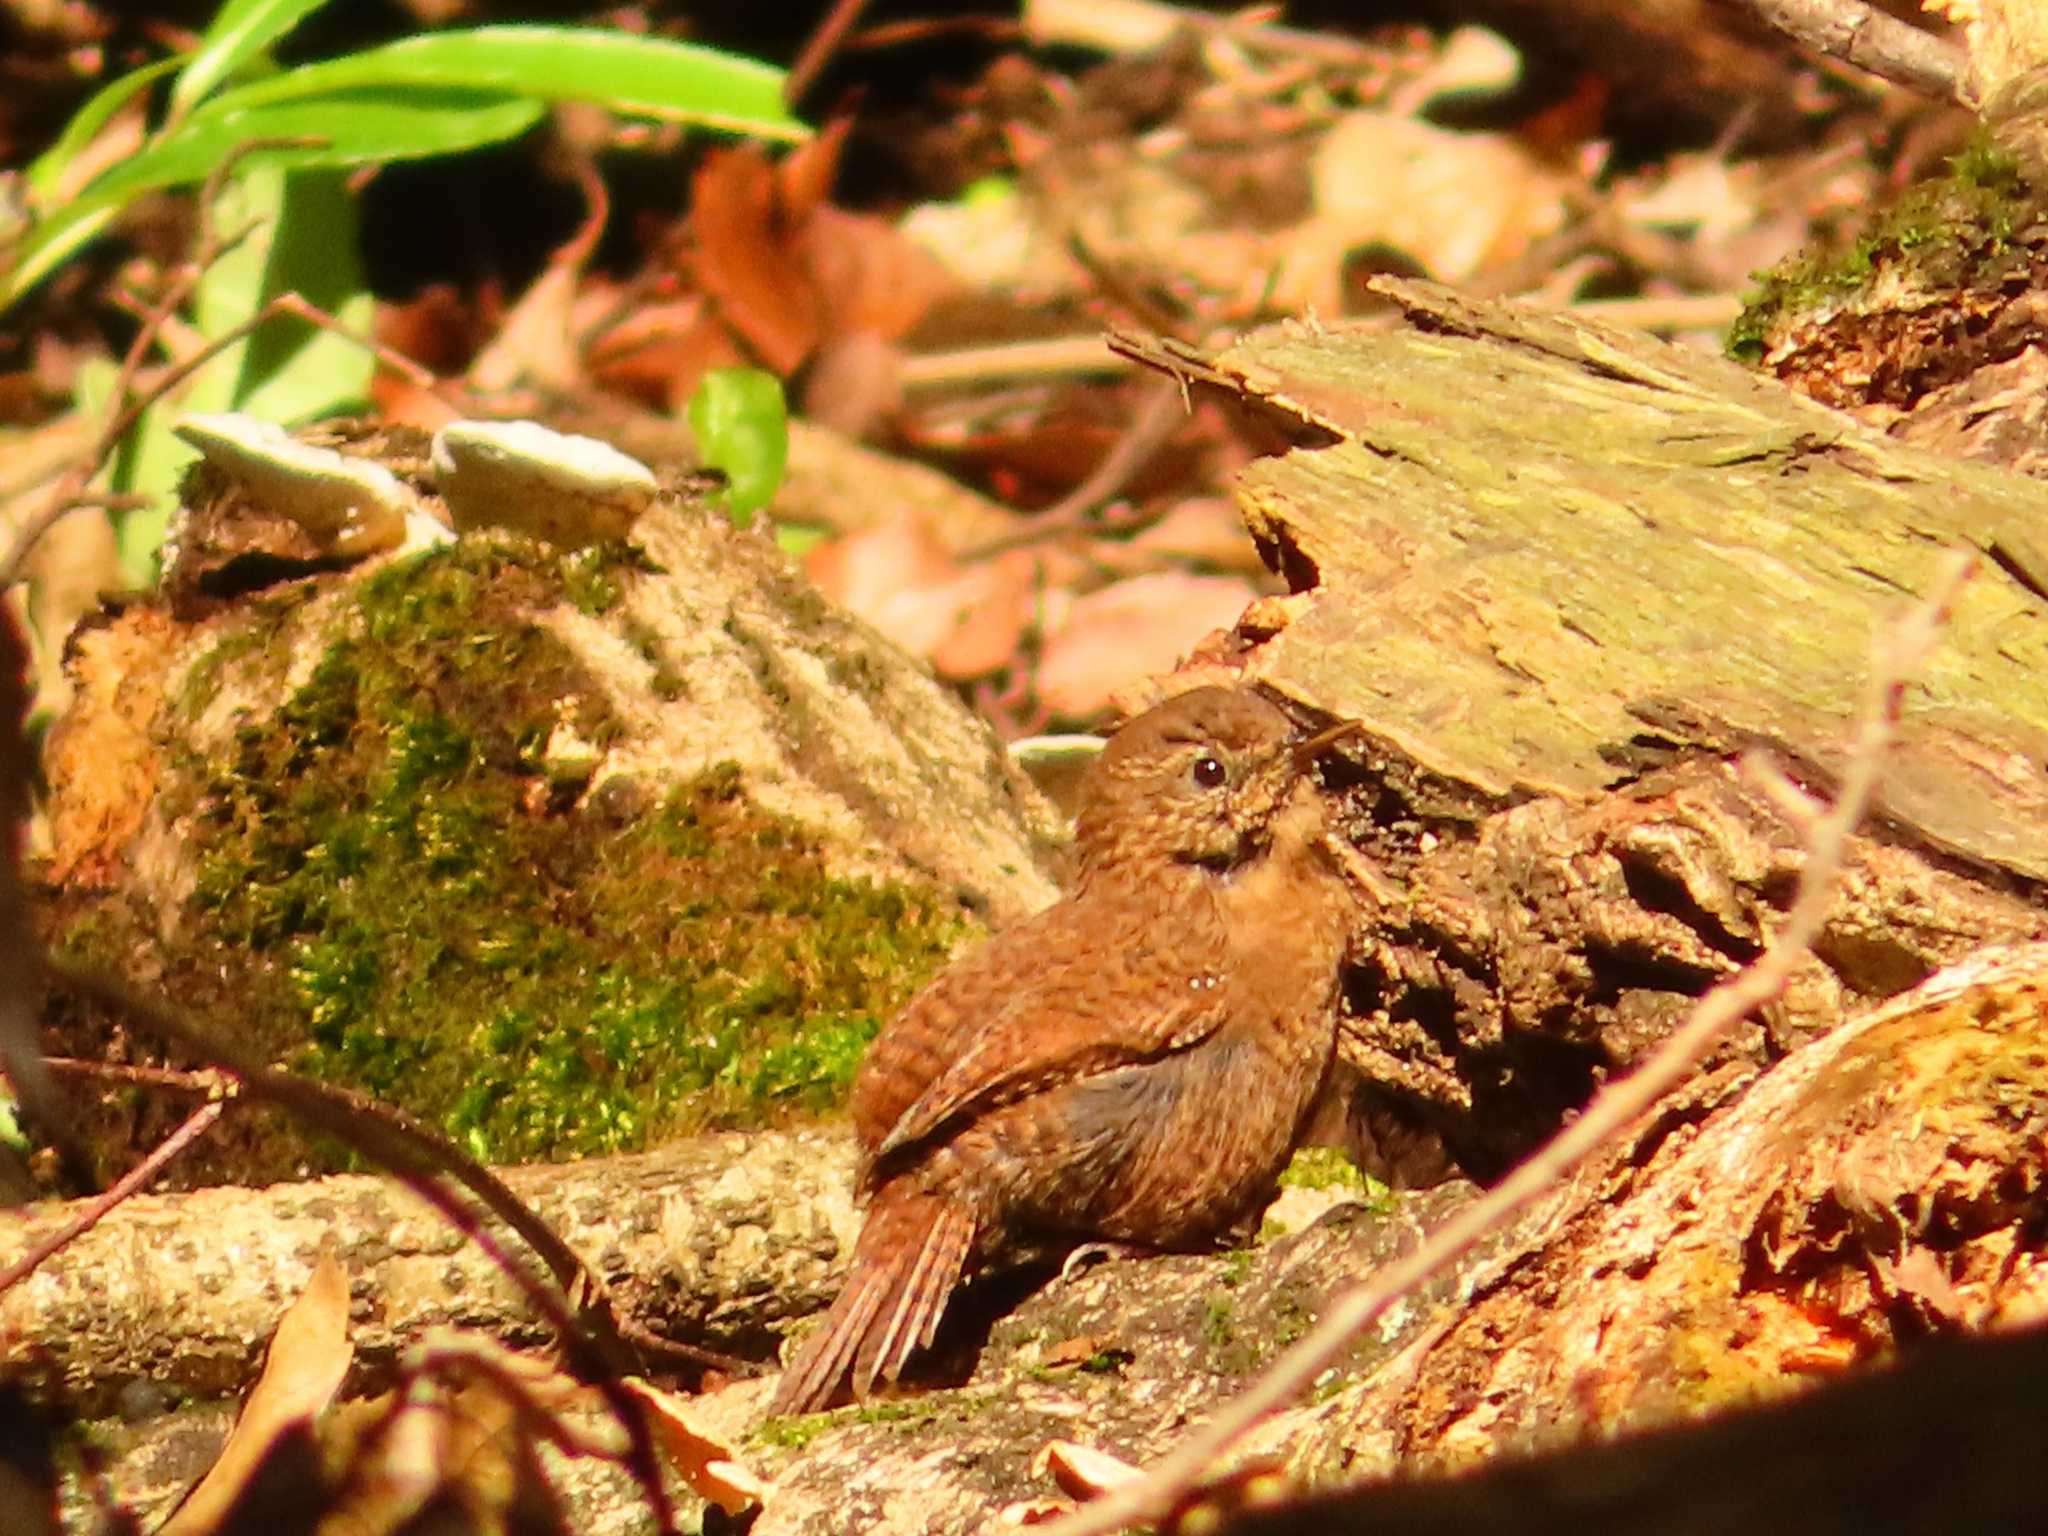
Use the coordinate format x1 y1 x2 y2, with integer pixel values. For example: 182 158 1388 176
1292 717 1363 770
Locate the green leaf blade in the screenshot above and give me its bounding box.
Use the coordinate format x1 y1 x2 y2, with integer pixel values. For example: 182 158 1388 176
79 87 546 206
688 368 790 529
2 202 121 312
188 25 807 140
6 87 539 311
24 55 185 200
170 0 336 117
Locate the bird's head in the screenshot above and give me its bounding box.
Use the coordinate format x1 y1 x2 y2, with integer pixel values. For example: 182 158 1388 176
1073 687 1354 883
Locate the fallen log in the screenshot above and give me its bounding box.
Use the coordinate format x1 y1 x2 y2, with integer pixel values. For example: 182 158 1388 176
0 1129 856 1412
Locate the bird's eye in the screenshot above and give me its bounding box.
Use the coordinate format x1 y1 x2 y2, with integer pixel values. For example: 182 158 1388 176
1191 754 1228 789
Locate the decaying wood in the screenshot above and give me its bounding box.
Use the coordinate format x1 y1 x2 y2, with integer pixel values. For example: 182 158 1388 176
750 941 2048 1536
1744 0 1964 100
1221 1319 2048 1535
1208 281 2048 849
30 941 2048 1532
1119 278 2048 1176
1310 939 2048 1473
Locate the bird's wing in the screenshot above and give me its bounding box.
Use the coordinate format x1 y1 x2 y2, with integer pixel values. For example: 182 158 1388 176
863 894 1229 1170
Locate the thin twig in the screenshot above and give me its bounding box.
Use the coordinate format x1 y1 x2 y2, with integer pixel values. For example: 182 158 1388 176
898 335 1133 390
1045 547 1976 1535
369 1333 636 1465
45 966 600 1332
0 493 149 590
41 1056 234 1092
0 1097 227 1291
271 291 443 392
1743 0 1966 101
51 963 745 1367
962 379 1186 560
833 16 1023 51
785 0 873 108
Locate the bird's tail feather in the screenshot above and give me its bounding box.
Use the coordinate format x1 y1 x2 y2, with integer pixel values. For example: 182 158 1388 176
768 1191 975 1416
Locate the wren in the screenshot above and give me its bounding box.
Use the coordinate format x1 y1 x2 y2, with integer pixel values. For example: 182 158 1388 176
768 687 1358 1414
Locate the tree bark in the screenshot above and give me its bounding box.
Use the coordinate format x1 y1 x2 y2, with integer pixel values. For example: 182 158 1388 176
0 1129 856 1414
1123 278 2048 1177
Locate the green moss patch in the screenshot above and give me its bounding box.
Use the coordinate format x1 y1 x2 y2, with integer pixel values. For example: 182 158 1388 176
51 537 971 1175
1727 139 2044 402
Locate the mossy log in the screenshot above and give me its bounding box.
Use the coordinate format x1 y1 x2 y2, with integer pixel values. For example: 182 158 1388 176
31 453 1060 1182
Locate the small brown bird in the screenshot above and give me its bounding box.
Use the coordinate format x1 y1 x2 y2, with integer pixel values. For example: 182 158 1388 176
768 687 1357 1414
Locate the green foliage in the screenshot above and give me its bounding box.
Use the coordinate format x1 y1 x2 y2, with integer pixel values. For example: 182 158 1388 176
755 1390 995 1450
91 535 975 1169
752 1411 834 1451
9 1 806 582
1201 1292 1237 1350
688 367 791 530
10 10 805 310
1277 1145 1376 1194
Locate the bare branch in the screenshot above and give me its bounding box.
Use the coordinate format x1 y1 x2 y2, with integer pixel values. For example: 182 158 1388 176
1743 0 1967 101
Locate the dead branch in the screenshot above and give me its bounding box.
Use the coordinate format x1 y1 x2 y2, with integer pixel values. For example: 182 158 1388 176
1744 0 1966 100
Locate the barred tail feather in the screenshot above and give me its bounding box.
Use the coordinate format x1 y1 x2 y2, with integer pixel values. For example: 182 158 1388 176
768 1191 975 1416
856 1197 974 1398
768 1256 890 1416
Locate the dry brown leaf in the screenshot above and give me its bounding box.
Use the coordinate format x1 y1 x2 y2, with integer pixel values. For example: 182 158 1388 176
1031 1438 1141 1500
585 296 745 412
1040 1334 1116 1368
997 1497 1078 1525
161 1252 353 1535
321 1333 595 1534
691 147 822 376
470 224 600 394
469 260 584 394
1618 153 1760 242
807 522 1041 679
1036 572 1258 718
1273 112 1566 307
803 204 956 343
777 116 852 225
1123 496 1267 575
620 1376 769 1514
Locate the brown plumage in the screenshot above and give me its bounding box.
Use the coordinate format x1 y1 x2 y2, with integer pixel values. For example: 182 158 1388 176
768 687 1356 1414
